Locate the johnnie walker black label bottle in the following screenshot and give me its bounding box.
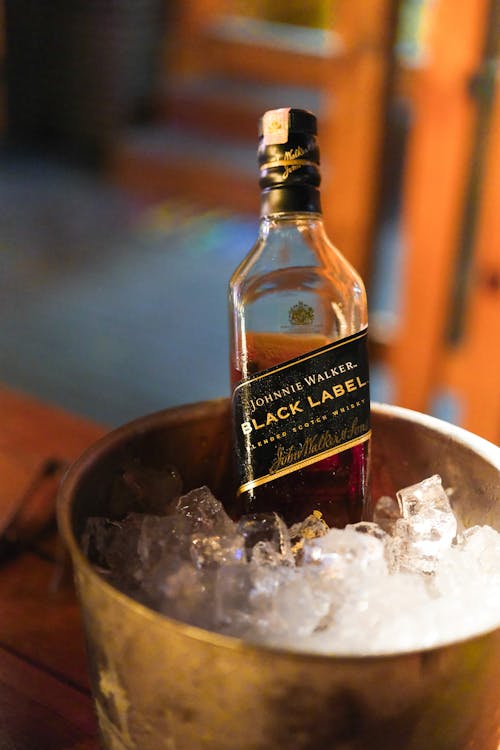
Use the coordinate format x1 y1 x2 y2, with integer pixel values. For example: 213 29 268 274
229 108 371 527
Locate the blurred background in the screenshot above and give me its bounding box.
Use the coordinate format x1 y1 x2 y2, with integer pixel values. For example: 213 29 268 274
0 0 499 442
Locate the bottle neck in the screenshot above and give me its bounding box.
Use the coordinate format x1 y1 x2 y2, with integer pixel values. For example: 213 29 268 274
258 211 325 242
260 184 321 218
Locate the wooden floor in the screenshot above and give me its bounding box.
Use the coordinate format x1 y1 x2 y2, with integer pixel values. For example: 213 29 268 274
0 385 105 749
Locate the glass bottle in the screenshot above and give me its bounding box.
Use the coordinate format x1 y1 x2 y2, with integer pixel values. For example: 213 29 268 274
229 108 371 528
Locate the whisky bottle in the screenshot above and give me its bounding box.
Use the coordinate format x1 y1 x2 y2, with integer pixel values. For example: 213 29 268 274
229 108 371 528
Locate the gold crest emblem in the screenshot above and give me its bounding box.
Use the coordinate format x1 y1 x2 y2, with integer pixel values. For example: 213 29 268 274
289 300 314 326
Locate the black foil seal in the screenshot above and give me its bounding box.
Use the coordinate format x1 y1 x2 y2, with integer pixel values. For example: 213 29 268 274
258 108 321 215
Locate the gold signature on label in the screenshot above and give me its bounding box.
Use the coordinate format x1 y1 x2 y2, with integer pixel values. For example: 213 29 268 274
260 144 315 178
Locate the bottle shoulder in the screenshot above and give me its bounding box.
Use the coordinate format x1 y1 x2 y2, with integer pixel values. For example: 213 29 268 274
230 218 364 290
233 220 356 276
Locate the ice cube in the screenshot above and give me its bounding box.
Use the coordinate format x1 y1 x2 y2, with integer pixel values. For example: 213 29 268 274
373 495 401 534
236 512 293 565
158 562 218 628
251 540 285 566
316 565 434 655
108 460 182 517
215 564 256 635
174 486 235 536
83 513 143 574
304 526 387 576
300 526 389 636
248 566 331 642
190 532 246 569
397 475 456 531
346 521 389 542
137 512 231 612
83 513 168 599
460 524 500 576
139 488 238 578
81 516 120 568
137 514 192 570
394 475 458 573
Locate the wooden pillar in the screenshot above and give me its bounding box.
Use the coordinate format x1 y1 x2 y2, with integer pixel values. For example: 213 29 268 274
321 0 398 281
440 77 500 442
388 0 491 412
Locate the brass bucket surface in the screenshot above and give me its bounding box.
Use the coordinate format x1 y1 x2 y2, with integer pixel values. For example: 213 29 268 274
58 400 500 750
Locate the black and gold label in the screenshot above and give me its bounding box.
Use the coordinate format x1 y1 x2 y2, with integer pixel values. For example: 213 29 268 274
233 330 371 496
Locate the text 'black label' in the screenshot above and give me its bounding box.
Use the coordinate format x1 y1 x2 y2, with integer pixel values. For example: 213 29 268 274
232 329 371 495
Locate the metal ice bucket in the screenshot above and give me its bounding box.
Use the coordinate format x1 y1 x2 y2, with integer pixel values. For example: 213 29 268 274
57 400 500 750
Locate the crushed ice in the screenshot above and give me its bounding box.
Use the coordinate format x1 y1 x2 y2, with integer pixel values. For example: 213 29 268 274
82 472 500 655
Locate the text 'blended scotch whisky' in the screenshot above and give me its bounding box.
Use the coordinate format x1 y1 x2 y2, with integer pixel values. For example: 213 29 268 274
229 108 371 528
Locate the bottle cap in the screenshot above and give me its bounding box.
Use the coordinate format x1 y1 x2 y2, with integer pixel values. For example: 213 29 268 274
259 108 317 144
258 108 321 214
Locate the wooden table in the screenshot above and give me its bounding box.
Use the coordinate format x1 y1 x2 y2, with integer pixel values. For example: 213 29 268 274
0 386 107 749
